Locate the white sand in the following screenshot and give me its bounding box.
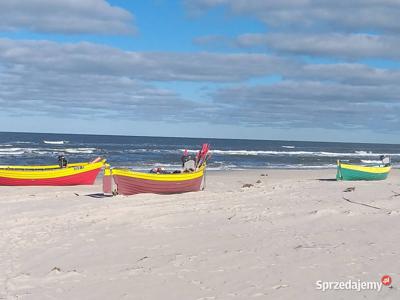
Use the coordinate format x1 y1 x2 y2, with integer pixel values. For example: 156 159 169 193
1 169 399 299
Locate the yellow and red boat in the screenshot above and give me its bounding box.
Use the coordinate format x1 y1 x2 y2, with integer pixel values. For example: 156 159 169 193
104 165 206 195
0 159 106 186
103 144 210 196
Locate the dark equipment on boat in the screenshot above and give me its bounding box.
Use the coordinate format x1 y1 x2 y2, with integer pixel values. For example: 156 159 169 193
58 155 68 168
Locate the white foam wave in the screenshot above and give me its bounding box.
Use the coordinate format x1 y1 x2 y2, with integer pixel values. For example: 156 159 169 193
0 148 25 156
355 151 373 155
0 148 23 152
265 164 337 169
118 161 340 171
137 163 182 168
63 148 96 154
33 151 54 155
128 149 166 153
204 149 400 157
128 148 400 158
282 145 295 149
206 166 245 171
0 147 96 156
116 165 243 172
43 140 68 145
360 160 382 164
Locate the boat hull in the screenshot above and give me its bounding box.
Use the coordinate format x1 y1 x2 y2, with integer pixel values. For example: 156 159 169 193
114 175 203 195
0 168 102 186
111 167 205 195
336 162 390 181
0 160 105 186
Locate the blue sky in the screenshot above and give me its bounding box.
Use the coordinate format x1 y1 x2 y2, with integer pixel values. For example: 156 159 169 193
0 0 400 143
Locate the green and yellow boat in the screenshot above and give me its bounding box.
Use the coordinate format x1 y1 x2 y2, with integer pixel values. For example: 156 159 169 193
336 160 391 181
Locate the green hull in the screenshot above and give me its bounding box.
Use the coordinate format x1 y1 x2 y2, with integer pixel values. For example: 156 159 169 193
336 167 389 181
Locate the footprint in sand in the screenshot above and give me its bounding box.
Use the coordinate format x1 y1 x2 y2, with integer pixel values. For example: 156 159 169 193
45 267 82 282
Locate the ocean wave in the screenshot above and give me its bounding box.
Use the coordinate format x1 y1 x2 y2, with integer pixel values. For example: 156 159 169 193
265 164 337 169
0 148 23 152
43 140 68 145
135 163 183 168
282 145 295 149
127 149 163 153
205 149 400 157
114 164 242 172
33 150 56 155
111 161 339 171
0 148 25 156
354 151 373 155
0 147 96 156
125 147 400 158
127 149 196 155
360 160 382 164
64 148 96 154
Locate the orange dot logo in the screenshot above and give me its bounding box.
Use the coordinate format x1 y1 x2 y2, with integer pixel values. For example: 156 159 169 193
381 275 392 286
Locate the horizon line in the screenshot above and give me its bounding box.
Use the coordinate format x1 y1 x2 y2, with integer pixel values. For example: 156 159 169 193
1 130 399 146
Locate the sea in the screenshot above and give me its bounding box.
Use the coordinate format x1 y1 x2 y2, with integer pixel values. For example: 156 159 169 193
0 132 399 170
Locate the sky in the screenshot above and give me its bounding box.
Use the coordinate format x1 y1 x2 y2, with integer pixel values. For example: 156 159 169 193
0 0 400 143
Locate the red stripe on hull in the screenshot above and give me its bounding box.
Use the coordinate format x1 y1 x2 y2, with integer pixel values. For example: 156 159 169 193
0 168 101 186
113 175 203 195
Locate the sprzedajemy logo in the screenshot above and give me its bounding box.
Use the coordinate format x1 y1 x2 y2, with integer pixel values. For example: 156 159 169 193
315 278 388 292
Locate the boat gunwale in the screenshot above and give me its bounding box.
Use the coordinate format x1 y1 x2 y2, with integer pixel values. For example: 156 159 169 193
338 162 391 174
0 161 97 170
111 165 205 182
0 160 106 179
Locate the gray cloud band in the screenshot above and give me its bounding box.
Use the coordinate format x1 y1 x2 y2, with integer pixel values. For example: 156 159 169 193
185 0 400 33
0 0 135 35
1 39 399 131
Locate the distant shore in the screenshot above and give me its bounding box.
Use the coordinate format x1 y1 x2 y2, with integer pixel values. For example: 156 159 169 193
1 169 399 299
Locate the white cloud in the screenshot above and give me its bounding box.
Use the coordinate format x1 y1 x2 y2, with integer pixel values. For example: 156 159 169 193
0 39 290 82
186 0 400 33
0 0 135 35
187 0 400 61
0 38 288 123
258 33 400 60
210 80 400 130
1 38 400 132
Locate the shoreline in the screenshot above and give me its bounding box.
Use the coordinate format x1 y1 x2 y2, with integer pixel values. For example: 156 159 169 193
1 169 399 299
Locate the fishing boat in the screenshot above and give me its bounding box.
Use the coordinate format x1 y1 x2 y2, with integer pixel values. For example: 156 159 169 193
103 144 210 195
0 158 106 186
107 165 206 195
336 160 391 181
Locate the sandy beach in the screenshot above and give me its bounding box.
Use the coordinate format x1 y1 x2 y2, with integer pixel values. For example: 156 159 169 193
1 169 399 299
